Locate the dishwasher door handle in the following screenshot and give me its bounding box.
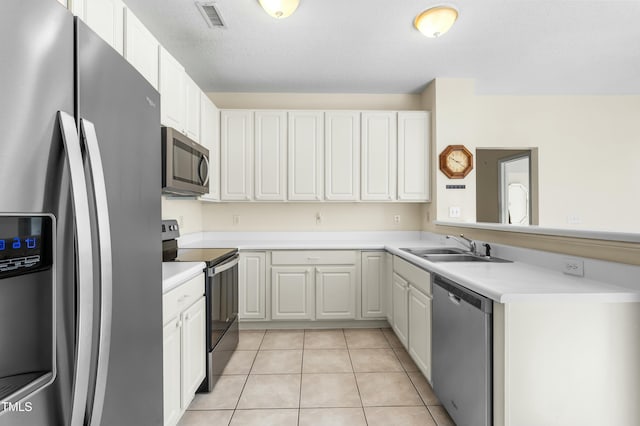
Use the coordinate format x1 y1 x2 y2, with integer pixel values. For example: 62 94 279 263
448 292 462 305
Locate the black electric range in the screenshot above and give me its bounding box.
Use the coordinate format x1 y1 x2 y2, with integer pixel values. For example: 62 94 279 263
161 220 239 392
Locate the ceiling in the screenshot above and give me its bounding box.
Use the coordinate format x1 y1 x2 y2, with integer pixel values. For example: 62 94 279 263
123 0 640 95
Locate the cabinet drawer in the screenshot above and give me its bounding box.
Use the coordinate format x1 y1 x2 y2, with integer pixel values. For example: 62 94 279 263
271 250 357 265
394 256 431 296
163 273 205 324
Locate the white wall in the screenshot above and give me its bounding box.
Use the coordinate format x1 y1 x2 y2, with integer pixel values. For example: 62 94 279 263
433 78 640 233
161 196 203 234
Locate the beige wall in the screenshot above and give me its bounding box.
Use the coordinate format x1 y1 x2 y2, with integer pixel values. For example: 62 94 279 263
208 92 423 111
161 196 203 235
201 202 422 231
432 78 640 233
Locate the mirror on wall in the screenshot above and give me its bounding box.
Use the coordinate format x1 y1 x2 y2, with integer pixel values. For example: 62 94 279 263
476 148 538 226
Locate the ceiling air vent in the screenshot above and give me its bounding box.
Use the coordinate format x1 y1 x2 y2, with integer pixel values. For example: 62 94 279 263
196 2 225 28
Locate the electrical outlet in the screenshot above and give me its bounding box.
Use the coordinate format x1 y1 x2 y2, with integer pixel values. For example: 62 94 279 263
233 215 240 225
563 258 584 277
316 212 322 224
449 207 461 218
393 215 401 223
567 215 581 224
178 216 184 227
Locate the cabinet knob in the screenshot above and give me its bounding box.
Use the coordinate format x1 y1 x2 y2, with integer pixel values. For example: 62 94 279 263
184 313 190 320
176 320 182 328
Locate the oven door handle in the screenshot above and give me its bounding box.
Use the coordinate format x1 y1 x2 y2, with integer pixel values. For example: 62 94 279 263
208 254 239 276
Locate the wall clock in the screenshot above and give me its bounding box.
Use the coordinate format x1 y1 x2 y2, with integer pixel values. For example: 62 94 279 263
439 145 473 179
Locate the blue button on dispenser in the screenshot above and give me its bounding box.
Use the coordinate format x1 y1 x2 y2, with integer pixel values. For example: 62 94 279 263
26 238 36 249
12 238 21 249
0 240 4 250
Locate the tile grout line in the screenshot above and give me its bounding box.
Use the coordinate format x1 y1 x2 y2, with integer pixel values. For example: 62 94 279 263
297 328 305 426
344 328 369 426
229 329 265 424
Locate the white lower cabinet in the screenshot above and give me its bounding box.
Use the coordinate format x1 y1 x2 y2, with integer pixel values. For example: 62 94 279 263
162 274 205 426
239 252 266 320
271 266 314 320
315 266 357 320
408 285 432 381
392 273 409 347
361 251 386 318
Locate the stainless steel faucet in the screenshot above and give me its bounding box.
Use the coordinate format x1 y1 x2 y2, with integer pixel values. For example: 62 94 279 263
446 234 476 254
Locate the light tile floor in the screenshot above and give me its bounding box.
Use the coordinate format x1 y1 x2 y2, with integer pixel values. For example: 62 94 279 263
179 328 456 426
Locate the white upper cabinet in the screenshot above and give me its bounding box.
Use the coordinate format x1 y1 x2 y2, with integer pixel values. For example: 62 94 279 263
361 112 397 201
184 75 201 143
398 111 430 201
199 93 220 201
288 111 324 201
75 0 125 55
221 110 253 201
159 46 186 131
124 8 159 89
254 111 287 201
324 111 360 201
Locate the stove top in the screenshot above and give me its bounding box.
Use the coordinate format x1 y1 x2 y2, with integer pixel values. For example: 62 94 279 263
174 248 237 267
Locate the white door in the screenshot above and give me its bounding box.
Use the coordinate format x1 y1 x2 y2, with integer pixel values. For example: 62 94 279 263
271 266 314 320
392 273 409 348
325 111 360 201
184 75 201 143
385 253 394 323
181 297 206 408
239 252 266 319
315 266 356 320
124 8 159 89
255 111 287 201
288 111 324 201
199 93 220 201
408 286 432 381
80 0 125 54
361 252 385 318
221 110 253 201
361 112 397 201
159 47 185 131
162 318 182 426
398 111 430 201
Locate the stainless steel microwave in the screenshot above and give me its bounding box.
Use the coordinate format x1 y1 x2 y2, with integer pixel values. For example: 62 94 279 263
162 127 209 195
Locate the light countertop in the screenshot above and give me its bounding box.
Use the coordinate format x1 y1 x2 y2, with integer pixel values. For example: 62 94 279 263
162 261 206 294
180 232 640 304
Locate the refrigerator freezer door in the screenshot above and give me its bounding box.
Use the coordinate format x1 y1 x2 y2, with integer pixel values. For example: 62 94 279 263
0 1 77 425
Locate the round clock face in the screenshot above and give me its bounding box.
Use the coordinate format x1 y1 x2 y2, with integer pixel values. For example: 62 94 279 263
446 149 470 172
439 145 473 178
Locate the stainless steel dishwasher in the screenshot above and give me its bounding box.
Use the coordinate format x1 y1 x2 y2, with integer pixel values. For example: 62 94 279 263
432 275 492 426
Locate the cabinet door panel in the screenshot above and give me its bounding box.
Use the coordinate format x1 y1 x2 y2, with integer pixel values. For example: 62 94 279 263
181 297 206 408
385 253 394 323
159 47 185 130
83 0 125 55
199 94 220 201
184 75 201 143
255 111 287 201
409 287 432 381
221 110 253 200
271 267 314 320
361 252 385 318
239 252 266 319
316 266 356 320
392 273 409 348
325 111 360 200
361 112 397 201
288 111 324 200
163 318 181 426
124 9 159 89
398 111 430 201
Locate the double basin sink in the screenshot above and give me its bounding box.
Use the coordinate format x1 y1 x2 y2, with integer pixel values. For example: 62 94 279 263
401 247 512 263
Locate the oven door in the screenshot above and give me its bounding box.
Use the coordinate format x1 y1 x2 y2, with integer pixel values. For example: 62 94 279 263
206 253 239 352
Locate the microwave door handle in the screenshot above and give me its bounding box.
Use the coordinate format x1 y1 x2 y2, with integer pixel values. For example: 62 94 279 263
80 118 113 426
58 111 94 426
200 154 210 186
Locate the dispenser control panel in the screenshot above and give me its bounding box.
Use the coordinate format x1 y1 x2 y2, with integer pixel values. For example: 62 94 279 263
0 215 53 279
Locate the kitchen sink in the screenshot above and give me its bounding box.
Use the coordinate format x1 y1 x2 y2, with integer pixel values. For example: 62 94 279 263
401 247 467 255
401 248 512 263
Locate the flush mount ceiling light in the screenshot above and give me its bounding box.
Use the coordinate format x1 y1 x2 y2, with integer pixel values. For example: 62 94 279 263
414 6 458 38
258 0 300 19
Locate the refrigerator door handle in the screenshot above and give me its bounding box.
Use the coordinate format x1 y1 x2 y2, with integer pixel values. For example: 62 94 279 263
80 118 113 426
58 111 94 426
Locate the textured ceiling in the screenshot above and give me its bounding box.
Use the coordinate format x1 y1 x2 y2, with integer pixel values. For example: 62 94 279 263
123 0 640 94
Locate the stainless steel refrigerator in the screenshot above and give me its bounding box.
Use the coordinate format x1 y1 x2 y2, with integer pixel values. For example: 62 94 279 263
0 0 163 425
